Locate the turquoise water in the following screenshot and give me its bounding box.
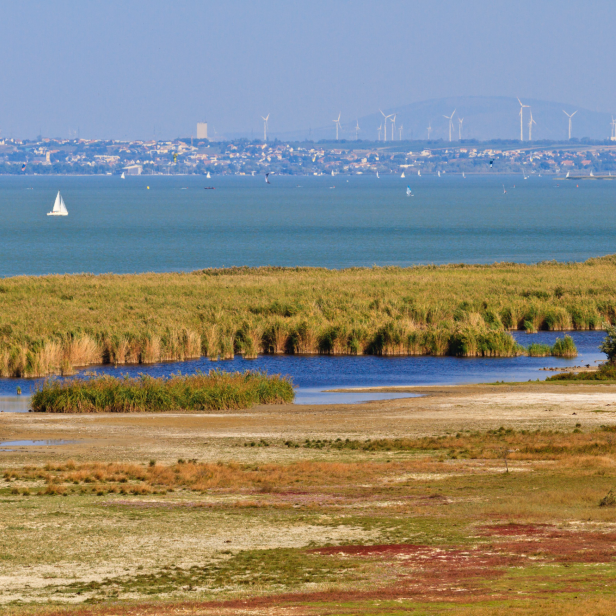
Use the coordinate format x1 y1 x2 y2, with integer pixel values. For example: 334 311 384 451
0 174 615 276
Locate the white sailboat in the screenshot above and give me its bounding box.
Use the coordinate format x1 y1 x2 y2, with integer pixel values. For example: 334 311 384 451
590 170 594 177
417 170 421 177
120 172 126 179
462 172 466 178
400 171 405 178
206 172 211 179
437 170 441 177
47 191 68 216
376 171 380 178
566 171 570 178
406 186 413 197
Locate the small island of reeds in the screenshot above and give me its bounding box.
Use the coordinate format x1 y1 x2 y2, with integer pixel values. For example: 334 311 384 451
31 370 295 413
2 255 615 376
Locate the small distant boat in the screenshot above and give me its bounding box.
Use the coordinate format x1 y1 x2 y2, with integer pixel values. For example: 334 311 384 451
376 171 380 179
502 184 507 194
438 170 441 177
462 172 466 178
417 170 421 177
204 187 216 190
590 170 594 177
206 172 211 179
331 170 335 176
265 173 271 184
401 171 405 178
406 186 413 197
120 172 125 179
47 191 68 216
566 171 570 178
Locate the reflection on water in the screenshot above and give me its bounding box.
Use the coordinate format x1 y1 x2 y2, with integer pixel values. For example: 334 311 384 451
0 440 77 449
0 331 606 411
0 396 31 412
295 389 422 405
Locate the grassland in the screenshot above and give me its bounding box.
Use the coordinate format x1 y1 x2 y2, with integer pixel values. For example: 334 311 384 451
2 384 616 615
30 371 294 413
3 256 616 376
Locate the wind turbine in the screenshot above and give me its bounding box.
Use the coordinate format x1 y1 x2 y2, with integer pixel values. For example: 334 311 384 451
355 120 361 140
611 116 616 141
390 114 397 141
563 110 577 140
333 113 342 140
399 125 403 140
379 109 393 142
443 110 456 142
261 114 270 141
528 109 536 141
377 124 382 141
427 122 432 140
458 117 464 140
517 98 529 141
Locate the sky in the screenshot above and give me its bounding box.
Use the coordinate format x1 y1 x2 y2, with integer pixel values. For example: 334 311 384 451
1 0 615 141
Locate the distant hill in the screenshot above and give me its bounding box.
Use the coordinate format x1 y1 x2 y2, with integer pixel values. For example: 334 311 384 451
266 96 615 143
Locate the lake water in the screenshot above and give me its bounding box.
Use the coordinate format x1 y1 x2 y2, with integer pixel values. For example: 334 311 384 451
0 174 615 276
0 331 606 410
0 175 612 408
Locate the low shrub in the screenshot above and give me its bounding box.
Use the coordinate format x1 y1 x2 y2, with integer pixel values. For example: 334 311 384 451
31 370 295 413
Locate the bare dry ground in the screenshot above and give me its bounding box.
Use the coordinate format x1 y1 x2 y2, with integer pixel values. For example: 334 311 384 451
2 382 616 615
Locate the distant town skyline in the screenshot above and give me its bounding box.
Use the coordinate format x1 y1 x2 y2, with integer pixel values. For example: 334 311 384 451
1 1 616 140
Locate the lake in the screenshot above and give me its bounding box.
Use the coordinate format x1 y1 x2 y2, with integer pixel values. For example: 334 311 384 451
0 174 615 277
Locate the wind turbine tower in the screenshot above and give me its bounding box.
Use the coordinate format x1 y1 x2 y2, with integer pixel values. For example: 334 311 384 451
399 125 403 140
458 117 464 140
563 110 577 140
261 114 270 141
333 113 342 140
390 114 397 141
377 124 382 141
611 117 616 141
379 109 393 142
517 98 529 141
443 110 456 142
355 120 361 140
528 109 536 141
427 122 432 140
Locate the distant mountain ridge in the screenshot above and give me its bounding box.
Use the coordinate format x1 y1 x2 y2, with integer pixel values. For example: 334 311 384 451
257 96 615 143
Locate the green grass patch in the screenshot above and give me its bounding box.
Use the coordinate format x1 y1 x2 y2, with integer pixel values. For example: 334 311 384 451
31 370 294 412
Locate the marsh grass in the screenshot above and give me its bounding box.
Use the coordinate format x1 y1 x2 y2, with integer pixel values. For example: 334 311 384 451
2 258 612 376
31 370 294 413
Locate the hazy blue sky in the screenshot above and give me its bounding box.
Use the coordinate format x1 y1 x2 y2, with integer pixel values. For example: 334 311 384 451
1 0 615 140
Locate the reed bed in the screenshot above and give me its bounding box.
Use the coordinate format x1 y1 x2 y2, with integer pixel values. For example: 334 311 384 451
31 370 294 413
2 256 614 376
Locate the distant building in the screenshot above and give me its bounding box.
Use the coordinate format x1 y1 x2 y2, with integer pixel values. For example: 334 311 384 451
197 123 208 139
123 164 143 175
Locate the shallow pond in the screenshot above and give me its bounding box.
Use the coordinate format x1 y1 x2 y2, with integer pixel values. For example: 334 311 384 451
0 331 606 409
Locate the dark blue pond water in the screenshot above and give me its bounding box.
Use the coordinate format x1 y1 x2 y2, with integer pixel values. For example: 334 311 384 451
0 331 606 410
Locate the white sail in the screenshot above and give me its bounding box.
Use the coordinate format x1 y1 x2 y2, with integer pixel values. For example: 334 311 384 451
418 170 421 176
121 172 125 179
566 171 570 178
400 171 405 178
376 171 380 178
206 172 211 179
438 170 441 177
590 170 594 177
47 191 68 216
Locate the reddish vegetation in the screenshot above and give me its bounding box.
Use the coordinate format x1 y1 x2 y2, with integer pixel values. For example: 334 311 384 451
34 529 616 616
